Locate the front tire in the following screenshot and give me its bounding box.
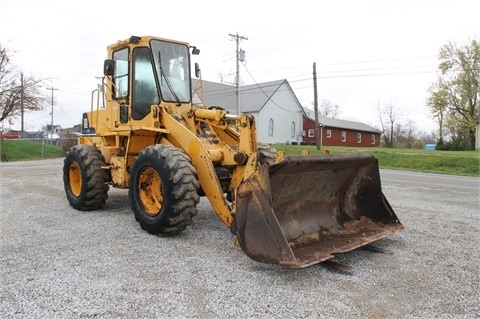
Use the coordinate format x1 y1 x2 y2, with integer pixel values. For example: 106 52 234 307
63 145 109 210
129 144 200 235
258 143 277 166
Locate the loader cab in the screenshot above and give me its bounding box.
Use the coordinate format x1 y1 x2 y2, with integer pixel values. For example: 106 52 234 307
104 37 198 124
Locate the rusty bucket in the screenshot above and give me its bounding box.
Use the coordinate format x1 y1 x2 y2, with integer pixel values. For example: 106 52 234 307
234 152 403 268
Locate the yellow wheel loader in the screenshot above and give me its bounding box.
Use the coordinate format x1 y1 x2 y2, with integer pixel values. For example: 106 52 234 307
63 35 403 268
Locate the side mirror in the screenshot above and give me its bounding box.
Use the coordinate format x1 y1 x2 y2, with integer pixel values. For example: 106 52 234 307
195 63 201 78
190 46 200 55
104 59 115 76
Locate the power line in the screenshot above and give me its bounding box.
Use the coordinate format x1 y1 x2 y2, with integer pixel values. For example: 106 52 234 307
241 62 297 113
249 55 440 73
314 55 439 67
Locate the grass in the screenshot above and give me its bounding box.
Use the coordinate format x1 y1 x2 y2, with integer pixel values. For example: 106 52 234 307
1 139 479 177
0 139 65 161
273 145 480 177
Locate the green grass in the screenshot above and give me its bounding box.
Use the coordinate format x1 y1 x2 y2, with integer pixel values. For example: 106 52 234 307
273 145 480 177
0 139 65 161
1 140 479 177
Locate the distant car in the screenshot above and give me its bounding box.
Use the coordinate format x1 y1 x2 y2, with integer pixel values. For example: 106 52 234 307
0 133 19 139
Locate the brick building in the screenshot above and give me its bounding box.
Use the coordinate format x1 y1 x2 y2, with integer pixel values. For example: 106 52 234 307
303 114 381 147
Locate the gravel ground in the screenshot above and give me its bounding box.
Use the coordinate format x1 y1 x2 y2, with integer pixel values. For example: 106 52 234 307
0 158 479 319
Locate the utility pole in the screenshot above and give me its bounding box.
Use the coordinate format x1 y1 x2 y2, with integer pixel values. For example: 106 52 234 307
313 63 321 150
20 73 24 133
46 86 59 139
228 33 248 114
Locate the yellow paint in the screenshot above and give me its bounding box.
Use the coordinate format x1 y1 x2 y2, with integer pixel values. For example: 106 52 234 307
188 140 201 157
68 162 82 197
138 167 164 216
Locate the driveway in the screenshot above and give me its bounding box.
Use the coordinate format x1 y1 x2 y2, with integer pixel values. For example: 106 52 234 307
1 159 479 318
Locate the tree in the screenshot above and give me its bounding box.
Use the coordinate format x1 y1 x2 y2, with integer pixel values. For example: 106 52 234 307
376 98 399 147
394 120 422 148
427 79 449 144
0 44 48 130
318 99 339 118
427 38 480 150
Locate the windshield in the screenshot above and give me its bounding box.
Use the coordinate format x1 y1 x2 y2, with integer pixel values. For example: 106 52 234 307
151 40 191 103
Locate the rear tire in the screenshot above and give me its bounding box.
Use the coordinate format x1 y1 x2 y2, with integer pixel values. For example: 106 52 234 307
129 144 200 235
63 145 109 211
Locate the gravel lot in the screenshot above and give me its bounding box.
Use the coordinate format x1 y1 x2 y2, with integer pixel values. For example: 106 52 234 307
1 158 479 319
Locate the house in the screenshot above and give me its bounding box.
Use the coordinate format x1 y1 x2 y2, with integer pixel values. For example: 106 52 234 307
303 113 381 147
62 124 82 136
45 124 63 136
192 79 305 144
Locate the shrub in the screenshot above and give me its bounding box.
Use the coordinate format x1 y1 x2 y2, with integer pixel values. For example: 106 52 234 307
436 139 470 151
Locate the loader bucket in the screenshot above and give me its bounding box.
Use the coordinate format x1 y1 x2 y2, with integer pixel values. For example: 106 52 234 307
234 152 403 268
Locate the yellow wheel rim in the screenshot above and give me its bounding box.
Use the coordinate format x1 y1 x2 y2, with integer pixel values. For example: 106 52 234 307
138 167 164 216
68 162 82 197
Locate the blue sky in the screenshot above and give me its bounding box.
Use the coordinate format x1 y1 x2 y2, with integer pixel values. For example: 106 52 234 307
1 0 478 133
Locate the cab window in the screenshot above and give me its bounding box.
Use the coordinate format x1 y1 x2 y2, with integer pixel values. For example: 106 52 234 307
112 48 129 99
132 47 159 119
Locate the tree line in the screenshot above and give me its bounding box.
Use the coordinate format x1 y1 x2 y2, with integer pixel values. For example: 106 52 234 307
427 38 479 150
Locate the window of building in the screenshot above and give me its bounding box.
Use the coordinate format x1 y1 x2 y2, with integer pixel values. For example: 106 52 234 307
357 133 362 143
371 134 376 144
308 129 315 137
268 119 274 136
341 131 346 142
291 121 296 138
326 129 331 138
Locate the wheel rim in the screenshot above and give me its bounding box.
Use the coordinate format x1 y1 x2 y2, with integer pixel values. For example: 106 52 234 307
138 167 164 216
68 162 82 197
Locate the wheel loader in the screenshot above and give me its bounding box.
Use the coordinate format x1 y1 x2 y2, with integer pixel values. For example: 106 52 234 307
63 35 403 268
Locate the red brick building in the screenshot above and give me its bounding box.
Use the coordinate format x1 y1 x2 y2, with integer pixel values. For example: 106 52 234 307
303 115 381 147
